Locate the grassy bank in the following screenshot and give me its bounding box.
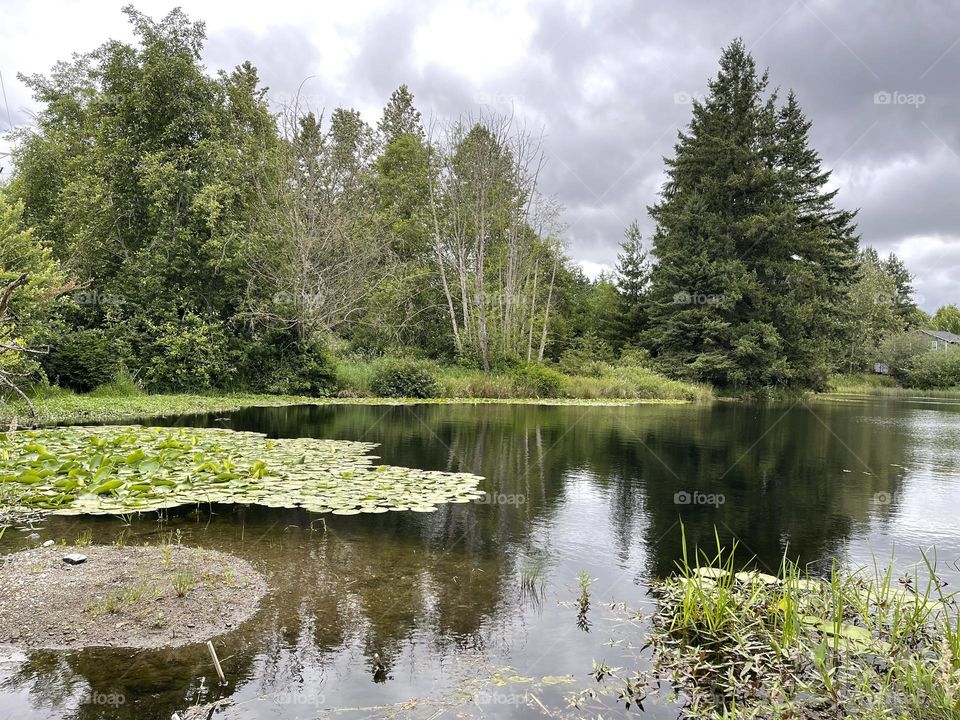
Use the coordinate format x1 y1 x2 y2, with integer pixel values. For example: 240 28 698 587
827 374 960 398
0 389 315 425
337 360 712 402
0 364 710 424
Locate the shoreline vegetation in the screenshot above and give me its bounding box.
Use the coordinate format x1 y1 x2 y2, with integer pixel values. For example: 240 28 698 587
3 371 960 426
0 361 712 425
638 531 960 719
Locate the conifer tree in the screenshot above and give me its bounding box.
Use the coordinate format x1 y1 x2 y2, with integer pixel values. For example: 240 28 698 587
615 219 650 345
645 40 859 389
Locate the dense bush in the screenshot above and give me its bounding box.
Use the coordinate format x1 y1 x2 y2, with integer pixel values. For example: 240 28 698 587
143 313 234 393
557 332 613 377
41 328 119 392
370 358 440 398
243 336 338 397
905 348 960 389
512 364 565 398
878 332 930 383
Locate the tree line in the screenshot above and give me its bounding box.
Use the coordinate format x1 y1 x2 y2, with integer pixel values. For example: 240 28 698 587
0 8 954 397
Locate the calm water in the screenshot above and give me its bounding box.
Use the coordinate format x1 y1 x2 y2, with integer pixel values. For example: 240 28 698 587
2 397 960 719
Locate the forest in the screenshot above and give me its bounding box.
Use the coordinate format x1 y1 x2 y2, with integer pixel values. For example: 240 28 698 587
1 6 958 405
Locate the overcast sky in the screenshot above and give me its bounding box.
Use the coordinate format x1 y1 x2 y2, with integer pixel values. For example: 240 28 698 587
1 0 958 310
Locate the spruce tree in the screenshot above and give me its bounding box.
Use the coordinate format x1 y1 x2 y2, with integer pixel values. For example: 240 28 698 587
615 219 651 345
645 40 859 389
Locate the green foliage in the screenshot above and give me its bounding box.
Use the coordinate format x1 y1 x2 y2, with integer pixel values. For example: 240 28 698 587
557 332 613 377
370 358 440 398
931 305 960 336
878 332 931 383
143 313 233 393
645 40 859 390
511 364 565 398
242 335 338 397
0 192 64 336
905 347 960 389
841 248 909 372
41 328 119 392
10 6 276 386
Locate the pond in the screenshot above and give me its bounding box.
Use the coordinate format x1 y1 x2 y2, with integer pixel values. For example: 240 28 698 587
2 396 960 719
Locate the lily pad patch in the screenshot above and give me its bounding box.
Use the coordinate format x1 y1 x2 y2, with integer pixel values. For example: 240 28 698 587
0 426 485 517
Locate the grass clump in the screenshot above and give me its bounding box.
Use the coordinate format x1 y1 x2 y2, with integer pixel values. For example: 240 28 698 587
647 526 960 718
173 571 195 598
563 364 711 401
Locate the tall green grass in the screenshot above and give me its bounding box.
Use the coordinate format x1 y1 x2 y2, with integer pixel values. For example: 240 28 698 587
333 357 711 402
652 525 960 718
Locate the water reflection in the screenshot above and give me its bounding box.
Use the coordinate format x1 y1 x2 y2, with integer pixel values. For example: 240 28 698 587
1 398 959 719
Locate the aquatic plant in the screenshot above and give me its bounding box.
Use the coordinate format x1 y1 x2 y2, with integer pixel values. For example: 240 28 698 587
0 425 484 518
645 526 960 718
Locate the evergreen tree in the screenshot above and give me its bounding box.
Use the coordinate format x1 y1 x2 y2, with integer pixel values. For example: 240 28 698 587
645 40 859 389
880 252 920 327
615 219 650 346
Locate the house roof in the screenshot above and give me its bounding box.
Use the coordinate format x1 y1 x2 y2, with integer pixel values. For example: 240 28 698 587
920 328 960 344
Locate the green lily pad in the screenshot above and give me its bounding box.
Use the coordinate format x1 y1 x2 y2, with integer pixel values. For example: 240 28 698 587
0 426 484 518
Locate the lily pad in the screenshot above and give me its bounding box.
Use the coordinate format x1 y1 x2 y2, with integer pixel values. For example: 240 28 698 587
0 426 484 518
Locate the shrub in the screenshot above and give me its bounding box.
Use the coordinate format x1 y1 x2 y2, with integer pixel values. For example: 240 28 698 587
512 364 565 398
905 347 960 389
243 336 338 397
41 328 119 392
143 313 233 393
558 333 613 377
878 332 930 383
370 358 440 398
